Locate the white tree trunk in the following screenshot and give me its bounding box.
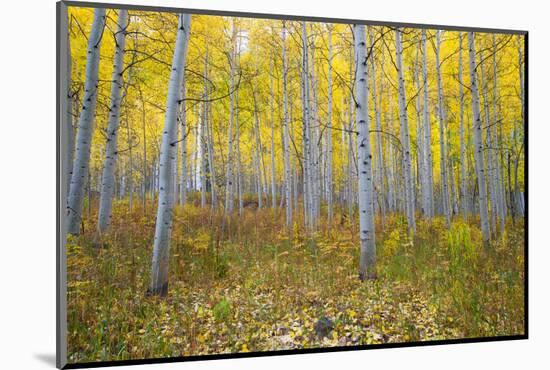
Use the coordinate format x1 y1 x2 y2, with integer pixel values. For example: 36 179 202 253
125 104 133 211
67 8 106 235
458 33 468 219
421 30 434 218
149 14 192 296
468 32 491 244
326 25 334 222
371 32 386 222
200 48 210 209
347 46 355 219
253 81 263 209
206 97 217 209
66 29 74 197
225 21 237 213
413 44 424 217
97 10 128 233
138 87 148 213
178 77 188 206
282 21 293 227
236 86 243 215
301 22 313 230
493 34 506 230
480 55 498 233
354 24 376 281
310 31 321 224
387 91 396 212
435 30 451 225
270 53 277 209
199 101 207 208
395 28 416 234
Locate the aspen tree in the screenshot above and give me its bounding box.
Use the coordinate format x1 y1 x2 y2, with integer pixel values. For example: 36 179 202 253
225 20 237 213
458 33 468 218
97 10 129 233
395 28 416 234
178 77 188 206
421 30 434 218
270 52 277 209
149 14 192 296
493 34 506 230
326 24 334 222
67 8 106 235
66 28 74 197
354 24 376 281
468 32 491 244
371 31 386 222
435 30 451 225
301 21 313 230
282 21 293 227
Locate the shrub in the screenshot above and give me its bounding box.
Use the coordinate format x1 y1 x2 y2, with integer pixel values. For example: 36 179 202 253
213 298 231 322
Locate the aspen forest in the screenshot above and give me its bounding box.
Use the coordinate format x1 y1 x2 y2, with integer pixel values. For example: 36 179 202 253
63 6 526 364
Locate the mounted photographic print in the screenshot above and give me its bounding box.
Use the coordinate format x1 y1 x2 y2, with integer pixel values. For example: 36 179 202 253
56 1 527 368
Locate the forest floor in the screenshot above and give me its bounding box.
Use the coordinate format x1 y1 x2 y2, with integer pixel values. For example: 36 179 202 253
66 196 525 363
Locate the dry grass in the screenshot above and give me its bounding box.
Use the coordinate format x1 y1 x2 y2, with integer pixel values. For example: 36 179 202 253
66 195 525 364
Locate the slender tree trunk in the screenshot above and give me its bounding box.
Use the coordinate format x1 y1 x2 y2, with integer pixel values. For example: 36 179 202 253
396 28 416 234
468 32 491 245
421 30 434 218
138 87 148 214
301 21 313 231
253 81 263 209
310 29 321 224
149 14 192 296
326 25 334 223
510 35 525 221
413 43 424 217
435 31 451 225
200 49 209 209
354 24 376 281
458 33 468 219
270 53 277 209
66 29 74 197
236 86 243 215
179 77 188 206
199 105 206 207
387 92 396 212
290 97 299 214
282 21 293 227
125 105 133 211
347 46 355 219
371 32 386 223
206 96 217 209
480 54 498 234
493 34 506 231
340 95 347 208
97 10 128 233
225 21 237 213
66 9 106 234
